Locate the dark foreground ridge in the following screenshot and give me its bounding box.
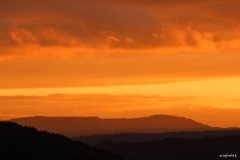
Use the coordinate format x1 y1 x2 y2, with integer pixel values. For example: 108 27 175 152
97 136 240 160
0 121 123 160
74 129 240 146
11 115 213 137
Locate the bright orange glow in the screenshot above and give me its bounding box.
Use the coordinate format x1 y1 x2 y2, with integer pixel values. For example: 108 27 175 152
1 0 240 127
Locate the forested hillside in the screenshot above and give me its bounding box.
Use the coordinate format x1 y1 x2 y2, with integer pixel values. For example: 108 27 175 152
97 136 240 160
0 121 124 160
74 129 240 145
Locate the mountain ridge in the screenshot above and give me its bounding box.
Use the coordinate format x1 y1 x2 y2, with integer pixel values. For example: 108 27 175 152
11 114 212 137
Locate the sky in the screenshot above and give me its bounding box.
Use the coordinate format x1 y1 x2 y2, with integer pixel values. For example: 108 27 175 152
1 0 240 127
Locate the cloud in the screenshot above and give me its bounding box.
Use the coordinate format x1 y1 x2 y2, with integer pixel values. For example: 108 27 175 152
0 94 195 120
0 0 240 55
1 51 240 88
0 0 160 50
1 0 240 89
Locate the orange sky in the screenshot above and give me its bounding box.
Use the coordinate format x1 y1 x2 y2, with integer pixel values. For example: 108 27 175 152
1 0 240 127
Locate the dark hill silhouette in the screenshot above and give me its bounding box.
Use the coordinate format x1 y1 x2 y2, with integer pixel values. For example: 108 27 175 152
74 129 240 146
0 121 123 160
97 136 240 160
10 115 211 137
11 115 212 137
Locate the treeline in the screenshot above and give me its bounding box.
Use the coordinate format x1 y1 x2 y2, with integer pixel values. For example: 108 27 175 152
97 136 240 160
73 129 240 145
0 121 124 160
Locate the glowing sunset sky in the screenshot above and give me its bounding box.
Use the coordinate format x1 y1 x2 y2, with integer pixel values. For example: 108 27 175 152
1 0 240 127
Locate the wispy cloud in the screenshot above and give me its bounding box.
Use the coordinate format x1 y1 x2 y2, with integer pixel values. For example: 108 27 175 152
0 94 194 119
0 0 240 55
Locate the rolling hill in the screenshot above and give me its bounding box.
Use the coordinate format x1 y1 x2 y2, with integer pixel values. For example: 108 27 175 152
11 115 212 137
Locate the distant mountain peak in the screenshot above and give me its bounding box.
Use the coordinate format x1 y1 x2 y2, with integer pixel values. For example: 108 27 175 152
11 115 213 137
